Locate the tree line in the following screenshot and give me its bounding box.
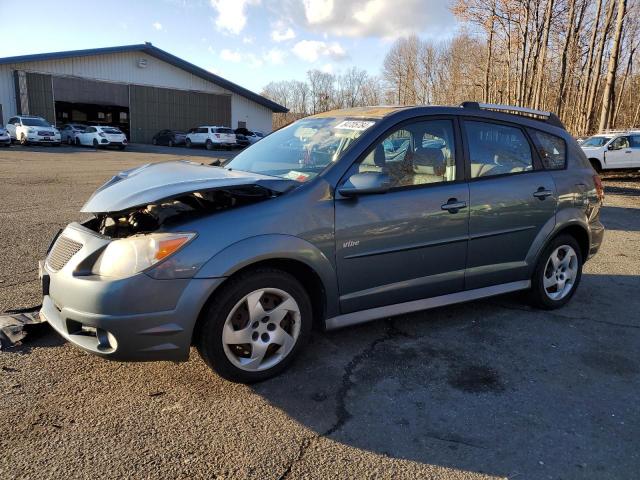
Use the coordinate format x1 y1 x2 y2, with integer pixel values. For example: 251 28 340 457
262 0 639 135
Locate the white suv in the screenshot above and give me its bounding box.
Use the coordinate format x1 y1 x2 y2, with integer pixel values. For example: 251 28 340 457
186 126 236 150
581 131 640 172
6 115 61 146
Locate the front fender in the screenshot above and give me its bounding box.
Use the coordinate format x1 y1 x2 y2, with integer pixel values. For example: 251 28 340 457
194 234 339 318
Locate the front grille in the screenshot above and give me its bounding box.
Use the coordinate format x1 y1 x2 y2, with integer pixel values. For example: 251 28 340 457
38 130 55 136
46 236 83 271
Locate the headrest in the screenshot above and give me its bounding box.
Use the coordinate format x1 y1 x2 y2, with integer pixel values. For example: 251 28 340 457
374 143 385 167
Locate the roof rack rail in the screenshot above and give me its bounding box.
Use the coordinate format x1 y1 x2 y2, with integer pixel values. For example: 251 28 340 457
460 102 565 129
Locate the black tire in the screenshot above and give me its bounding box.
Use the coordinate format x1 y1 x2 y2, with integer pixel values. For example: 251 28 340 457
205 139 214 151
589 159 602 173
75 137 81 146
152 137 157 145
67 136 74 145
186 138 192 148
528 234 583 310
93 139 99 149
168 139 174 147
196 268 313 383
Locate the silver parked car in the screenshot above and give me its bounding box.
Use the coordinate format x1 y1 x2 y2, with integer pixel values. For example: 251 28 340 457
59 123 88 145
39 103 605 383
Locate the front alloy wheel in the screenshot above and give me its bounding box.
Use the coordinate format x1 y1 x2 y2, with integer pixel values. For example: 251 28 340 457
197 268 312 383
222 288 301 372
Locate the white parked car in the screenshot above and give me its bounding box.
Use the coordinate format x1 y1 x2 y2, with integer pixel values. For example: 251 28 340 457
0 125 11 147
186 126 236 150
580 131 640 172
6 115 61 146
59 123 88 145
76 126 128 150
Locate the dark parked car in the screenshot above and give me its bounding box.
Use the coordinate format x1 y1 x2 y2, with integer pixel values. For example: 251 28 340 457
152 129 187 147
39 103 604 383
234 130 250 148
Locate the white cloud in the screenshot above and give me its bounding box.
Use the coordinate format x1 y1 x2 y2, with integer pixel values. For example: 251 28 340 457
321 63 333 74
152 22 163 31
271 26 296 42
210 0 260 35
294 0 455 39
242 36 255 44
292 40 346 62
246 53 264 69
264 48 286 65
220 49 242 62
303 0 334 24
207 45 215 54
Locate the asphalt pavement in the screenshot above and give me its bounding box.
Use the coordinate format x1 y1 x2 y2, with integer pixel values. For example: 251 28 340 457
1 144 639 480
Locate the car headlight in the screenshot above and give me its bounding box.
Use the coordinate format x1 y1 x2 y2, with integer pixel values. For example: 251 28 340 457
92 232 195 278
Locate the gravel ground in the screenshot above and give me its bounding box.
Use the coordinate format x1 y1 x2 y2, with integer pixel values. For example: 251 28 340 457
0 145 639 480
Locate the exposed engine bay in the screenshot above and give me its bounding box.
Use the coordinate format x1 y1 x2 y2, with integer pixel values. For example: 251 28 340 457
83 185 278 238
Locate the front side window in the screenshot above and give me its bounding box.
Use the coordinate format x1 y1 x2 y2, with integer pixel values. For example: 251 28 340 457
464 121 533 178
226 117 377 182
531 130 566 170
610 136 630 150
356 119 457 188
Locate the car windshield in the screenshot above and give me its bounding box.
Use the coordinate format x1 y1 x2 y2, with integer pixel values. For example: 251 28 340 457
22 118 51 127
72 125 87 130
582 136 611 147
226 117 377 182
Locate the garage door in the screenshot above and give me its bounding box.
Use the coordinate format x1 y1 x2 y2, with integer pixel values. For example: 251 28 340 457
14 72 56 124
129 85 231 143
52 77 128 106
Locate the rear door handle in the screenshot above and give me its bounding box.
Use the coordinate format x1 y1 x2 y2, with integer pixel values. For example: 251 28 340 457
533 187 553 200
441 199 467 213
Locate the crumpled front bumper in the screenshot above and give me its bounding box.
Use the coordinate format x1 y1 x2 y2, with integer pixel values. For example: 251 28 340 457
39 223 223 361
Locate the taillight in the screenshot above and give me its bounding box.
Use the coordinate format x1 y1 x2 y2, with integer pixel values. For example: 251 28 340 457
593 174 605 202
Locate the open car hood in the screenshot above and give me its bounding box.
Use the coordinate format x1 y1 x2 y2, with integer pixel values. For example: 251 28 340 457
81 160 296 213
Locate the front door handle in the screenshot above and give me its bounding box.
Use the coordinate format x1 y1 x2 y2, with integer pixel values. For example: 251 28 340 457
533 187 553 200
441 198 467 213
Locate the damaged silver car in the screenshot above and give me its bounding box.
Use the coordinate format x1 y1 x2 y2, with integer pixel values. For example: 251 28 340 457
40 104 604 383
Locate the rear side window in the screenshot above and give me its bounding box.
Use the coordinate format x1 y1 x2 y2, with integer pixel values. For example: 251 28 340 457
631 135 640 148
464 121 533 178
530 130 566 170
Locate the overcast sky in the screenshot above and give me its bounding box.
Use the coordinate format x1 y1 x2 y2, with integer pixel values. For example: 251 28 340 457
0 0 459 93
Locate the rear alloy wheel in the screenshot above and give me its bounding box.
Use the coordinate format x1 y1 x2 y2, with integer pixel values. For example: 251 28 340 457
529 234 582 309
197 269 312 383
186 138 192 148
206 139 214 150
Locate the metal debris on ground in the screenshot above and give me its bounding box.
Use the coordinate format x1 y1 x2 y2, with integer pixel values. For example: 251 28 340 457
0 311 45 349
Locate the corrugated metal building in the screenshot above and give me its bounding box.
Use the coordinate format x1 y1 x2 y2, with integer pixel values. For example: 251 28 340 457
0 43 287 143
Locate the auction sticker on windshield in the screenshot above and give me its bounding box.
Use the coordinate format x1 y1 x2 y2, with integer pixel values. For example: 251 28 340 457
335 120 376 131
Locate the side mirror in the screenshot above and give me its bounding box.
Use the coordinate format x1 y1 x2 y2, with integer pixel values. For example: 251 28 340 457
338 172 391 197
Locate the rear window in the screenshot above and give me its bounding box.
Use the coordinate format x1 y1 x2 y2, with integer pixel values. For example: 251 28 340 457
530 130 566 170
102 128 122 134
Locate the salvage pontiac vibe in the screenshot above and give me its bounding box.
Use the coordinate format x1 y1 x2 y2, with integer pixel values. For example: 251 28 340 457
39 103 605 383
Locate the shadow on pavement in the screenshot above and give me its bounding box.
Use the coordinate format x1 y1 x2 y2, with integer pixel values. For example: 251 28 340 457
253 272 640 479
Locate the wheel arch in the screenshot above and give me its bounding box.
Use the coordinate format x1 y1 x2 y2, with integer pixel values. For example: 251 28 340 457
193 234 339 334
